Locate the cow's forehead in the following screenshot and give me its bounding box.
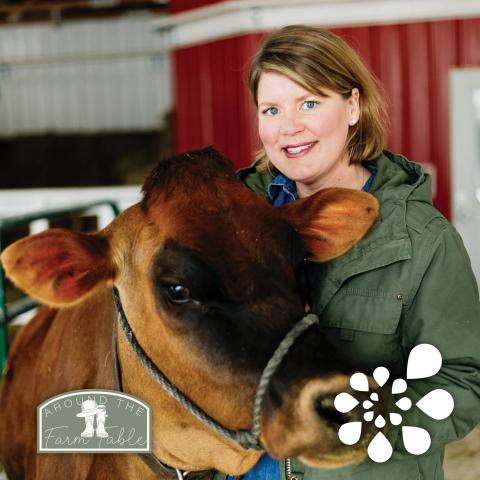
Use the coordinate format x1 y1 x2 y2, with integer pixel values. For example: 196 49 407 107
147 185 303 280
141 147 239 212
140 189 305 306
137 148 307 293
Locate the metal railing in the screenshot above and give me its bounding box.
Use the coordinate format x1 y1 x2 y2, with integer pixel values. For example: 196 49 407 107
0 200 120 373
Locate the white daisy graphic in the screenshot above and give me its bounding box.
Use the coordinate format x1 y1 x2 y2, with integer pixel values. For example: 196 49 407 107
334 344 455 463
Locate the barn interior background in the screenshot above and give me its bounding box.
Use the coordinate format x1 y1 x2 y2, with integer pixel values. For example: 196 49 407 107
0 0 480 478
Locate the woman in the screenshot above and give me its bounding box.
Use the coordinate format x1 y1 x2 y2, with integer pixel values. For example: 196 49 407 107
216 25 480 480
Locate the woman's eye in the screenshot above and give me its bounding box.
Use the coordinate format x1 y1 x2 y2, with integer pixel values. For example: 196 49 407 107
301 100 317 111
262 106 279 116
166 285 191 304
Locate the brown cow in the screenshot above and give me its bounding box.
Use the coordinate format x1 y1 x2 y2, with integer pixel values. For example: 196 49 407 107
0 147 380 480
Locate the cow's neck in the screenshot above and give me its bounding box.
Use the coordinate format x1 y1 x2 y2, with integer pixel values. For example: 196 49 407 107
111 303 215 480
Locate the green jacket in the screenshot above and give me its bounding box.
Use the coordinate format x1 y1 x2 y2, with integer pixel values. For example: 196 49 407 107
215 151 480 480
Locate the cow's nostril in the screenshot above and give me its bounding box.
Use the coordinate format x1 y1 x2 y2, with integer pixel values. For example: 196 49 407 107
314 395 352 427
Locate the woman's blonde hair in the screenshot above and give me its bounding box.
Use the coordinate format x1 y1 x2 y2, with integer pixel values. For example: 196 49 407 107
249 25 386 171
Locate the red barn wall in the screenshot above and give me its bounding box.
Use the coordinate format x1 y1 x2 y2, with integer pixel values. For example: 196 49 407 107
172 18 480 219
173 33 265 176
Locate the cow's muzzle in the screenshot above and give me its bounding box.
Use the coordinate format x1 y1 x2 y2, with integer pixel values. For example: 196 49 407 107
260 374 388 467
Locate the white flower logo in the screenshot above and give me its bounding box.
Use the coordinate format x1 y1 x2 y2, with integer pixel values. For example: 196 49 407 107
334 344 454 463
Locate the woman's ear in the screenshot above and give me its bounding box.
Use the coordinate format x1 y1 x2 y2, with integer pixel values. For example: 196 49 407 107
278 188 379 262
349 88 360 125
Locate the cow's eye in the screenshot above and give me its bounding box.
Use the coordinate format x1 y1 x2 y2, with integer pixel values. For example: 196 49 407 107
166 284 191 304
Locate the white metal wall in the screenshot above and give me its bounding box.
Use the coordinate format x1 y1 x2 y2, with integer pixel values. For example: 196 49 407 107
0 15 171 137
0 186 141 229
450 68 480 286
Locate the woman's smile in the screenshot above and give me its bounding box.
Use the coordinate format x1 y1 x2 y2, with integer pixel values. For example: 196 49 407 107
282 141 318 157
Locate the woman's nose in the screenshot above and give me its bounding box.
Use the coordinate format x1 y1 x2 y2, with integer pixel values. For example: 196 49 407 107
280 111 304 136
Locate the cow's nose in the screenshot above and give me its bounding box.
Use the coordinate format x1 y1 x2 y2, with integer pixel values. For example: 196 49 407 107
314 387 385 427
315 394 354 427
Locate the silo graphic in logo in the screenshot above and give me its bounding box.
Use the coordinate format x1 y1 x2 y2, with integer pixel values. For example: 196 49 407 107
38 389 151 452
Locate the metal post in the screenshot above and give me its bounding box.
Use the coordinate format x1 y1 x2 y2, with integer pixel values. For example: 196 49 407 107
0 231 8 373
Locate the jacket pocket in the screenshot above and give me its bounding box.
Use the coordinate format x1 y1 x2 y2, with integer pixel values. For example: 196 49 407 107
319 289 405 374
321 288 403 333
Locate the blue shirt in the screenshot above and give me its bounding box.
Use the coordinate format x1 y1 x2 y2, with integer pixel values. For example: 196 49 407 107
227 166 376 480
268 166 376 205
267 174 297 207
226 452 280 480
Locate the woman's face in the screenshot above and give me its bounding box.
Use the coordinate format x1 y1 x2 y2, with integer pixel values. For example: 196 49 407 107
257 72 359 194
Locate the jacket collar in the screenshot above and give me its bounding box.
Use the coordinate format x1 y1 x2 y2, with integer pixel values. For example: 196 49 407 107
355 150 431 257
320 151 424 269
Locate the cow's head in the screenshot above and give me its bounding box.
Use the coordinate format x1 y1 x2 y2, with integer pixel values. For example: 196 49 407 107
1 147 382 474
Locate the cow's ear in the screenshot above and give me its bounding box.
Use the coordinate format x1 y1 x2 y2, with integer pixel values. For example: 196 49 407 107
0 229 115 307
279 188 379 262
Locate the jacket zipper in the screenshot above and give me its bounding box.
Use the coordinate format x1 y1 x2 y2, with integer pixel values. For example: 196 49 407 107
285 458 297 480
